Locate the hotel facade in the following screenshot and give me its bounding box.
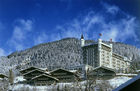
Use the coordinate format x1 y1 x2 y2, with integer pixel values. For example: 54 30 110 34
81 35 130 73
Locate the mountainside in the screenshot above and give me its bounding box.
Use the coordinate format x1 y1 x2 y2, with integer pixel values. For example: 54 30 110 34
0 38 140 75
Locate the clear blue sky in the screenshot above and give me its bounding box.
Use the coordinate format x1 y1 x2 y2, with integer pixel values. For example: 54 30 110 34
0 0 140 56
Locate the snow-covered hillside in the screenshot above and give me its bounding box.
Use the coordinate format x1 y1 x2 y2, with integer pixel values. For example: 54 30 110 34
0 38 140 75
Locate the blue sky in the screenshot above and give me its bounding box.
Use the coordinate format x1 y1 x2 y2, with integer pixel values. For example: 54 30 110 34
0 0 140 56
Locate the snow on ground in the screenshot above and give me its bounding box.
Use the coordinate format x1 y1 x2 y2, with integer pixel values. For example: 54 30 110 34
108 77 132 88
116 73 137 76
12 84 53 91
12 81 87 91
12 76 133 90
14 76 26 83
12 83 78 91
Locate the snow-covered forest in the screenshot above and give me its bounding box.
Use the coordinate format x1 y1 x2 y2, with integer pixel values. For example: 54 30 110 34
0 38 140 75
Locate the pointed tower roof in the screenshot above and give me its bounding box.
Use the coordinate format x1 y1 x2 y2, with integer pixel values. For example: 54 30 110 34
81 34 84 39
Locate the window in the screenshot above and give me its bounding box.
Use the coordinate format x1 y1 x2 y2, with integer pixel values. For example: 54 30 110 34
107 52 109 55
102 51 105 53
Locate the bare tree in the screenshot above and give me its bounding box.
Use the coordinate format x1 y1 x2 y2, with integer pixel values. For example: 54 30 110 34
98 80 113 91
85 69 96 91
0 78 9 91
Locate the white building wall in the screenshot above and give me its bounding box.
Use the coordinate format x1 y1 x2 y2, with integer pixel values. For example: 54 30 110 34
110 44 113 68
82 38 130 73
81 39 85 47
98 39 102 67
98 39 112 68
112 53 130 73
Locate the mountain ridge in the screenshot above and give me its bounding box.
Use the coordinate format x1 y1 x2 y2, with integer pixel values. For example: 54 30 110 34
0 37 140 75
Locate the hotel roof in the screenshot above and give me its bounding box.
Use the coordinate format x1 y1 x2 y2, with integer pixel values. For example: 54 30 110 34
31 74 59 81
92 66 116 73
23 69 50 76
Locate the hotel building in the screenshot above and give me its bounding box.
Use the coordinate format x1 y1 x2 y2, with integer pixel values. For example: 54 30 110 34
81 35 130 73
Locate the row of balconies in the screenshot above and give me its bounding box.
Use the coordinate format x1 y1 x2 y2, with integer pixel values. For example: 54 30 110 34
101 57 110 62
112 59 127 65
112 63 127 69
101 50 111 55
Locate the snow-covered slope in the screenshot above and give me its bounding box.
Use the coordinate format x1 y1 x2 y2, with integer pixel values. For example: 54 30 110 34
108 77 132 88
